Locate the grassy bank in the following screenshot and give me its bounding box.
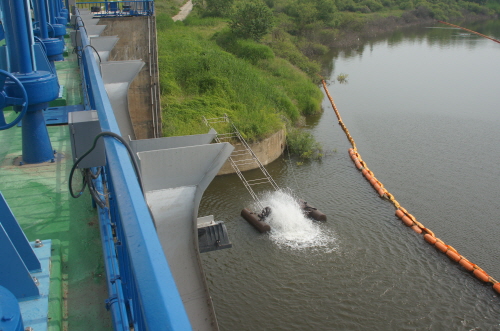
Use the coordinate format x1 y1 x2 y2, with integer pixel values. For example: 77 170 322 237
157 13 323 142
155 0 497 155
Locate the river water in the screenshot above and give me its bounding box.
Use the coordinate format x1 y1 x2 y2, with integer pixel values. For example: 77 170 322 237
200 20 500 330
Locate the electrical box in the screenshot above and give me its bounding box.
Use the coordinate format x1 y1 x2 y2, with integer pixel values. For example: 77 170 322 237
68 110 106 168
70 30 82 48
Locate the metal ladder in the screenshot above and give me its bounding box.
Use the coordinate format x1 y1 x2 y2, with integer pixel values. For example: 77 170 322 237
203 115 280 210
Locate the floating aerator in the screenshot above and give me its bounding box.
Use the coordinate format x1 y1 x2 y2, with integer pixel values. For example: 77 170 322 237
298 199 327 222
241 207 271 233
242 199 327 233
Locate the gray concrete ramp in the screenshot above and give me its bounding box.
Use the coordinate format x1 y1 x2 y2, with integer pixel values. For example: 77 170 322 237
101 60 144 139
90 36 119 62
129 129 217 154
138 142 233 331
84 25 106 37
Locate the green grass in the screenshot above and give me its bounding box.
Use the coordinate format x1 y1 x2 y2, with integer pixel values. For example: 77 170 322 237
155 0 496 153
157 15 323 141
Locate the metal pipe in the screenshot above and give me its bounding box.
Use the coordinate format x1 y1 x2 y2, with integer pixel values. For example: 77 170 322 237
33 0 50 39
0 0 34 74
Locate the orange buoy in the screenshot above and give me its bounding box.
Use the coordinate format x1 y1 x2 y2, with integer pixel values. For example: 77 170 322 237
435 241 448 253
369 178 378 186
473 269 490 283
411 224 422 234
395 209 405 219
354 160 362 169
445 249 461 263
362 169 369 176
348 148 355 155
377 188 386 197
401 215 413 227
493 283 500 294
424 233 437 244
459 259 474 272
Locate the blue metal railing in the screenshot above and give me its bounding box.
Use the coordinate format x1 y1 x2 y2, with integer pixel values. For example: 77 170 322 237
76 1 154 17
75 9 192 330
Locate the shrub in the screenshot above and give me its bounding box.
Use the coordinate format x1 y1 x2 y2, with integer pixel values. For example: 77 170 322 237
230 1 274 41
269 40 320 77
298 41 329 56
286 127 323 159
215 31 275 64
362 0 384 11
204 0 234 17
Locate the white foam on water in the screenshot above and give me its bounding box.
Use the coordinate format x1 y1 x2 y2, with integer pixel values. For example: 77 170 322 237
256 190 337 252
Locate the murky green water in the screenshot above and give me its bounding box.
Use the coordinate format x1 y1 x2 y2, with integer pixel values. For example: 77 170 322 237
200 20 500 330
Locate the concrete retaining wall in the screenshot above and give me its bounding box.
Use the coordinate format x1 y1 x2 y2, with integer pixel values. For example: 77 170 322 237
99 16 162 139
217 129 286 175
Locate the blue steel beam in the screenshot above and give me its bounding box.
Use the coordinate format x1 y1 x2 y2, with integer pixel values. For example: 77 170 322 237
0 192 41 272
76 12 192 331
0 224 40 300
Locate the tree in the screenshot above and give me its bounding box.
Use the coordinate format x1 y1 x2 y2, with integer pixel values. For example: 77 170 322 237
230 1 274 41
205 0 234 17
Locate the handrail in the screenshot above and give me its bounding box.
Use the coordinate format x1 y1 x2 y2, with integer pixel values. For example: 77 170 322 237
75 1 154 17
75 9 191 330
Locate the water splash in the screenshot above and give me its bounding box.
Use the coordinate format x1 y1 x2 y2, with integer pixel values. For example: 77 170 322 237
256 190 337 252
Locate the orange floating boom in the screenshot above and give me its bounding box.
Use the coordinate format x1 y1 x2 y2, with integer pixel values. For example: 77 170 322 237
321 79 500 296
437 20 500 44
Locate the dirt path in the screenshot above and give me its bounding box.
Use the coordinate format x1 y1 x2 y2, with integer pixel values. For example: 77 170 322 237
172 0 193 21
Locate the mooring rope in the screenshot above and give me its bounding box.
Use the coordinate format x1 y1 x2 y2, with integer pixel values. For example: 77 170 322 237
437 20 500 44
320 79 500 295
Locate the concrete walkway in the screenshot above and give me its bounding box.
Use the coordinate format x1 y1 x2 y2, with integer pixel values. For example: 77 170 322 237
172 0 193 21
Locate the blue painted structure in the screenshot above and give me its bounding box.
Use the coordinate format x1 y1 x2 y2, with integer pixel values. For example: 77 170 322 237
0 0 60 164
0 193 53 331
0 0 193 328
76 1 154 17
74 8 192 330
32 0 65 66
47 0 67 40
0 286 24 331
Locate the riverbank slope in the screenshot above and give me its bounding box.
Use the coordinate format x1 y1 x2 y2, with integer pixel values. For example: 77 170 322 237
155 0 497 170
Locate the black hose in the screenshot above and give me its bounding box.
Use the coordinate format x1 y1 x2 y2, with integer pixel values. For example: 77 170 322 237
69 131 144 201
85 168 106 208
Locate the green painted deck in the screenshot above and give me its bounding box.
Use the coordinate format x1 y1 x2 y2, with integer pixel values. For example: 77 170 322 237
0 39 111 331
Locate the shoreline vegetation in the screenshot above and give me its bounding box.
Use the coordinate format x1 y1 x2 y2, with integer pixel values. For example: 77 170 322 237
155 0 498 158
